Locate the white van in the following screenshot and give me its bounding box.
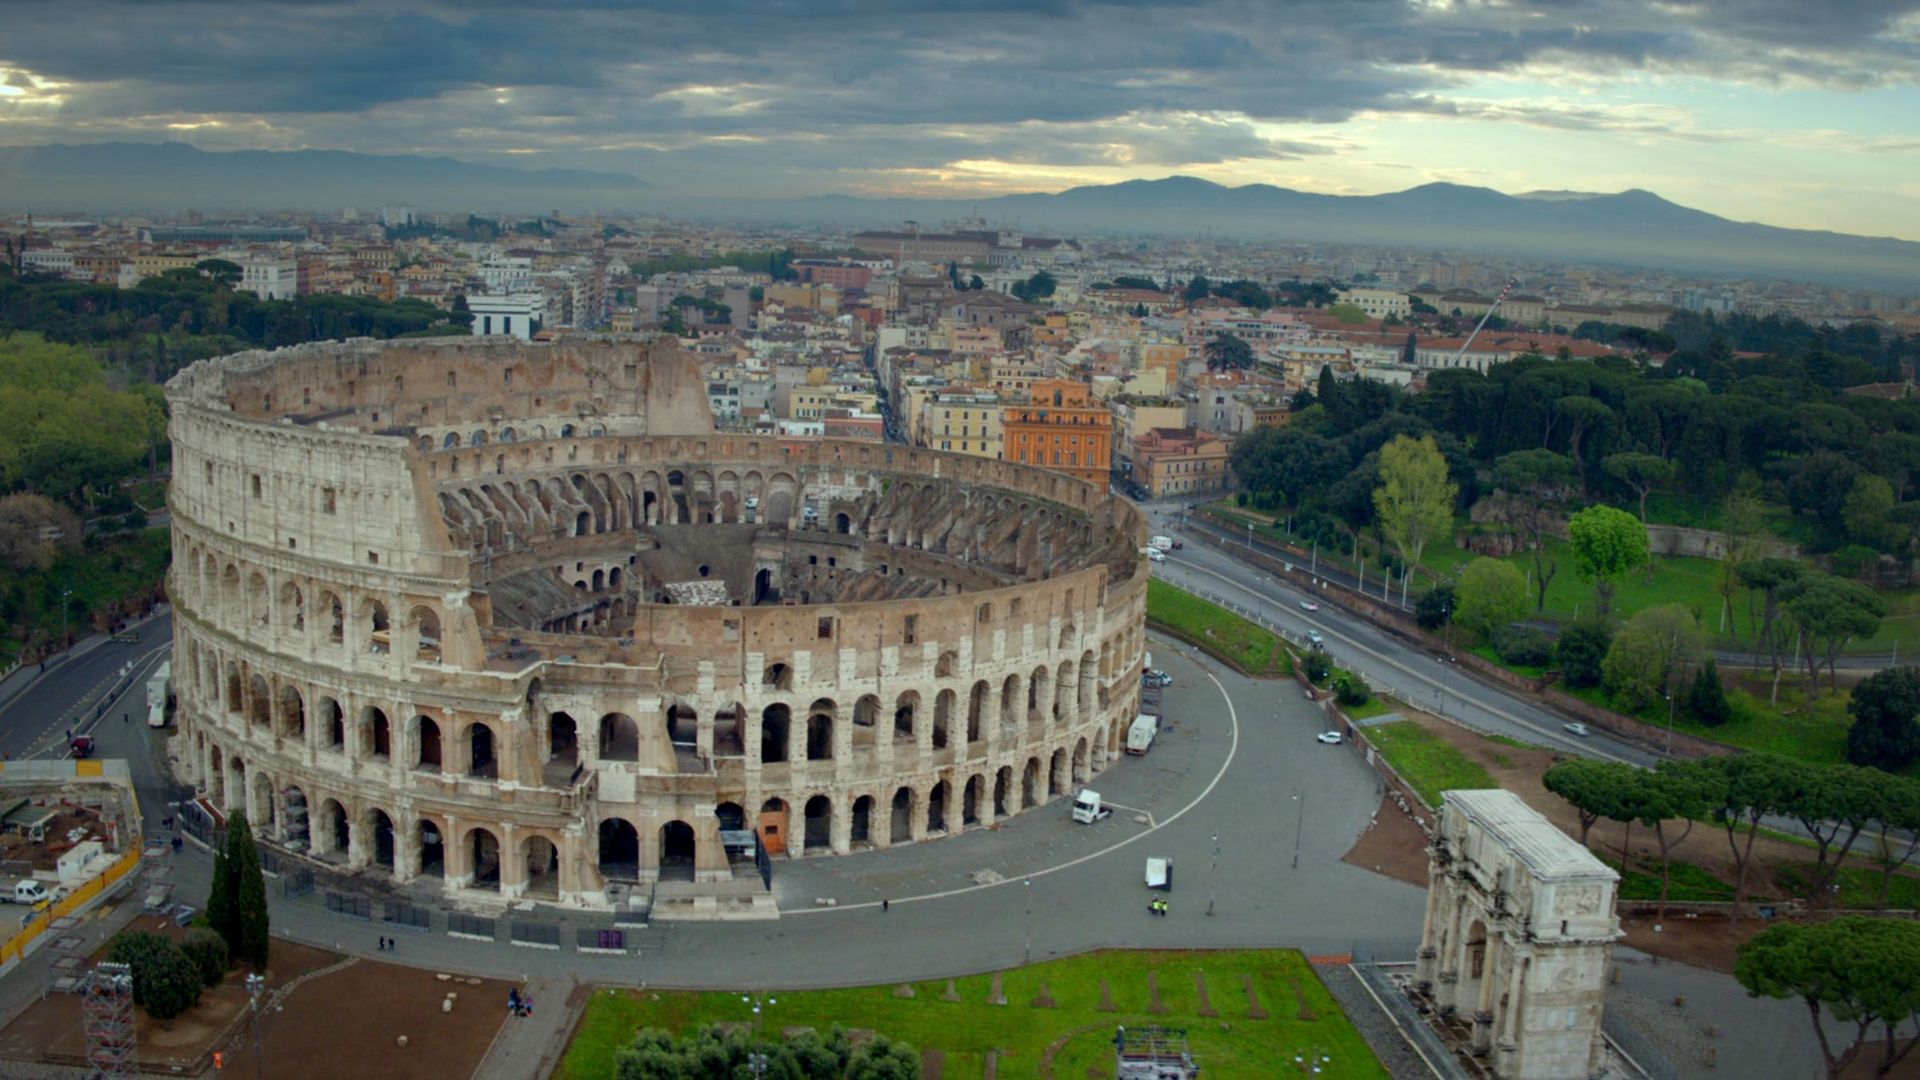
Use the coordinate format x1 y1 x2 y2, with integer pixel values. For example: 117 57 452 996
1125 713 1158 755
2 880 50 906
1148 535 1174 552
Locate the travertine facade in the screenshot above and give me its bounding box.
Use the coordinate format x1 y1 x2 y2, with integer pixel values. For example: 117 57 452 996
1416 790 1622 1079
165 337 1148 910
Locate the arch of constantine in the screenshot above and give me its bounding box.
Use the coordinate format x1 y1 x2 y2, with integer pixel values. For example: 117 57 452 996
164 336 1148 910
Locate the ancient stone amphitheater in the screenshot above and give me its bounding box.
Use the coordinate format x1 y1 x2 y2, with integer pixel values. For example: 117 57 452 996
166 337 1147 912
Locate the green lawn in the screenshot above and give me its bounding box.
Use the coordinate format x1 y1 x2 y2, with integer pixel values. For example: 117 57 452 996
1340 692 1398 722
1607 856 1737 903
557 950 1387 1080
1364 720 1495 808
1774 862 1920 911
1146 579 1290 676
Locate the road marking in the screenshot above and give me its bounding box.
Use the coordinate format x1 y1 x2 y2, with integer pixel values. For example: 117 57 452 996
1099 801 1156 827
786 640 1240 915
1158 556 1634 765
28 642 171 760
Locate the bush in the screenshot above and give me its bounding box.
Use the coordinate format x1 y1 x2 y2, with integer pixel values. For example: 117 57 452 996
1491 624 1554 668
1304 648 1332 683
180 928 229 990
1415 584 1455 631
1334 671 1373 707
1831 543 1878 578
1557 622 1613 689
1685 658 1732 727
106 930 203 1021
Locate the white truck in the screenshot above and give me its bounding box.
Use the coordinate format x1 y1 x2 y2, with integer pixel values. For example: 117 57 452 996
1148 535 1173 552
1071 789 1113 824
1 879 51 906
1125 713 1158 755
146 660 172 728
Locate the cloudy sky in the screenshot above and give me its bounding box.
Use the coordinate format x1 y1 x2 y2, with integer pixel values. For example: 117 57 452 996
2 0 1917 236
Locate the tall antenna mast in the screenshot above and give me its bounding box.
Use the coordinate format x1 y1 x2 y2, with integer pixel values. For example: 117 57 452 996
1447 277 1518 368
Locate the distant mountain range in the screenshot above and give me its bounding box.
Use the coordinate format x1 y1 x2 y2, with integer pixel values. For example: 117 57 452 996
3 143 1914 293
0 142 648 215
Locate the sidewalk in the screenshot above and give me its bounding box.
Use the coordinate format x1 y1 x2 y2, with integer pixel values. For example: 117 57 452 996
471 975 580 1080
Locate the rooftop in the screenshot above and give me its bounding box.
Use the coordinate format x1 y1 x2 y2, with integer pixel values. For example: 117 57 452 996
1445 789 1618 884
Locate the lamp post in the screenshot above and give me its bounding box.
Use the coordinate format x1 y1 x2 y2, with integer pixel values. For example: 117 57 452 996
1023 877 1033 965
246 972 266 1080
740 992 777 1038
1291 793 1305 870
1664 691 1675 755
58 585 73 648
1207 833 1219 917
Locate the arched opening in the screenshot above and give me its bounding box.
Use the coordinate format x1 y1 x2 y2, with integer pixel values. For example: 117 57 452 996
1022 757 1040 808
933 690 953 750
362 706 390 760
666 470 689 522
1049 746 1067 798
414 716 442 771
467 828 501 891
367 809 395 871
598 818 640 881
659 821 696 881
753 569 776 605
207 745 226 806
365 601 390 654
967 681 989 743
715 802 746 831
666 704 696 747
416 820 444 877
575 510 592 537
548 712 578 772
224 667 242 714
994 766 1011 818
325 593 344 644
278 581 305 631
936 650 958 678
851 795 874 846
318 798 349 860
963 775 983 825
803 795 832 853
761 661 791 689
760 704 790 763
467 723 496 778
1073 738 1089 784
1002 673 1023 725
279 785 307 850
409 605 440 661
805 700 834 761
277 684 305 739
320 698 345 751
892 692 917 743
834 511 851 534
758 798 789 857
1054 661 1074 723
598 713 638 762
927 780 949 834
591 569 604 591
522 835 558 899
890 787 914 844
713 704 743 757
247 674 270 727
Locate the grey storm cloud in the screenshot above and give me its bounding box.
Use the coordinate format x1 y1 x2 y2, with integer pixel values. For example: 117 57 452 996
1 0 1915 191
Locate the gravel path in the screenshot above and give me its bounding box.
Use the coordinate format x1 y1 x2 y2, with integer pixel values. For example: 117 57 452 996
1318 963 1441 1079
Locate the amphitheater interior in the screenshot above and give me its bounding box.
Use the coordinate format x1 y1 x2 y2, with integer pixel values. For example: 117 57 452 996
165 336 1148 912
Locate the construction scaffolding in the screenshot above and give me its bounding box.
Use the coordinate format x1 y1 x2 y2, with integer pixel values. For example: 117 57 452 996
1114 1025 1199 1079
82 961 137 1078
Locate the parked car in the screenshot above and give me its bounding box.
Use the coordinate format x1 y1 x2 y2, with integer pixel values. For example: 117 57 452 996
1563 723 1590 737
1143 670 1172 688
1143 547 1166 563
1315 731 1344 745
1299 600 1319 612
1306 630 1324 647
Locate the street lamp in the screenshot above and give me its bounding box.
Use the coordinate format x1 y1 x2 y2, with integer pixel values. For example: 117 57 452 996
246 972 266 1080
1291 793 1305 870
740 992 777 1038
1207 834 1219 917
1664 691 1675 755
1023 878 1033 965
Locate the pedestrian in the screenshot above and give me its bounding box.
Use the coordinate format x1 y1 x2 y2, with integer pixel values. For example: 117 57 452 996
882 898 889 912
376 936 384 951
508 988 520 1013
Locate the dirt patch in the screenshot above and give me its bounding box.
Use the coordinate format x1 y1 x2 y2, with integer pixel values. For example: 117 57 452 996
254 956 516 1080
1240 975 1269 1019
1039 1024 1106 1080
1030 982 1057 1008
922 1046 946 1080
1291 975 1317 1021
1147 970 1169 1015
893 983 916 999
1617 913 1774 974
1193 972 1218 1018
1096 977 1116 1012
989 971 1007 1005
1340 793 1430 888
0 920 338 1074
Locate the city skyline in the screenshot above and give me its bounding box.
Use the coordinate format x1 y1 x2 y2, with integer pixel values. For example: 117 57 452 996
0 1 1916 239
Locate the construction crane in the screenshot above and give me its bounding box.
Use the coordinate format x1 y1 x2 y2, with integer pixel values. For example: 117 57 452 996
1445 277 1520 369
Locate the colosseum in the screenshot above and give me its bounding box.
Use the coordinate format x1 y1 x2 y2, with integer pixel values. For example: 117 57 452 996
165 336 1148 914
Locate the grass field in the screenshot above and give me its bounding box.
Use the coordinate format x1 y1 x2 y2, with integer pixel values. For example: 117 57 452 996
1773 862 1920 910
1340 692 1399 722
1364 720 1495 808
557 950 1387 1080
1146 579 1290 676
1608 857 1738 903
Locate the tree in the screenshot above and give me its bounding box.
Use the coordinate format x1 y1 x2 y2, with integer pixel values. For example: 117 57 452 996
1372 435 1458 605
1737 557 1809 703
1228 427 1347 509
1492 450 1577 612
1203 332 1254 373
1400 333 1417 365
1685 657 1731 727
1316 364 1339 414
1555 622 1612 689
1704 754 1801 926
0 492 80 571
1638 761 1714 922
1716 488 1767 636
180 927 230 990
1784 574 1885 694
1602 452 1672 522
1183 275 1210 303
1554 395 1614 493
1782 764 1880 907
1567 504 1649 618
1414 584 1455 631
1601 604 1704 713
1454 558 1529 641
1542 758 1638 847
967 274 985 291
1848 666 1920 772
848 1034 921 1080
1736 917 1920 1079
1843 473 1903 551
107 930 203 1021
1333 670 1372 707
1303 649 1332 683
224 813 271 968
205 823 236 957
194 258 242 287
1867 775 1920 912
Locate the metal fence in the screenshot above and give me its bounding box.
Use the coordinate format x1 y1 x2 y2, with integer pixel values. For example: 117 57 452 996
384 902 432 932
447 912 496 940
324 891 371 920
578 927 626 953
511 920 560 948
282 869 315 898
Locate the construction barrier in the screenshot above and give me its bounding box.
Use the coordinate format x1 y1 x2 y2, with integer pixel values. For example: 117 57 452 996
0 848 141 966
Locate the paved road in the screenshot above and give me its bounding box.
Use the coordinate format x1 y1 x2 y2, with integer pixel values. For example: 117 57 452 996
0 610 174 765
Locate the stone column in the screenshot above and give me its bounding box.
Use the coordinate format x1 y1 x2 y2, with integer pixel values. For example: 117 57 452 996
693 813 730 883
1472 931 1501 1055
499 823 525 897
830 795 852 855
910 786 929 841
347 808 370 869
393 822 419 884
443 816 468 887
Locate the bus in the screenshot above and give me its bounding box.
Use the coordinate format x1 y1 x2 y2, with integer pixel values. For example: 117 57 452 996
146 661 172 728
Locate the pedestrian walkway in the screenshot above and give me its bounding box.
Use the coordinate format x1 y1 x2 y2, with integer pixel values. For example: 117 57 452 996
471 975 579 1080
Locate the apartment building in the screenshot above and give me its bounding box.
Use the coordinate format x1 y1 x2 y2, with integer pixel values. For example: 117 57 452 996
1002 379 1112 488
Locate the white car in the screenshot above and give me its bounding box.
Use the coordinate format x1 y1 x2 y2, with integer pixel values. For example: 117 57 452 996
1316 731 1343 745
1563 723 1590 737
1299 600 1319 612
1144 548 1166 563
1306 630 1324 647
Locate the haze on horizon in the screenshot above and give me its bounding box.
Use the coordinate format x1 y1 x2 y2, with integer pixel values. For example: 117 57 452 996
1 0 1916 240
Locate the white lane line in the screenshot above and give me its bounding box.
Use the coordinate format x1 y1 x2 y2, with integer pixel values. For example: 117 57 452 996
1159 556 1634 766
29 643 171 760
785 644 1240 915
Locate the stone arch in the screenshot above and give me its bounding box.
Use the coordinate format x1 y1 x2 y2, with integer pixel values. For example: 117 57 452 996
760 703 790 763
316 797 349 859
408 605 441 661
414 817 445 878
665 702 696 747
413 714 442 771
224 663 242 714
207 743 227 806
598 817 640 881
850 794 875 846
1027 665 1050 722
890 786 915 844
359 705 391 760
1053 660 1074 723
803 795 832 853
1073 737 1089 785
967 680 990 742
318 697 345 751
715 801 746 832
1000 673 1023 727
759 797 789 857
927 779 950 834
321 591 344 644
278 580 305 632
805 698 835 761
933 689 954 749
1049 745 1068 798
362 598 391 653
364 807 396 871
936 649 959 678
713 703 744 756
248 673 270 728
963 774 984 825
465 826 502 891
521 833 559 899
465 719 497 777
548 711 578 769
892 691 918 742
1021 756 1041 808
599 712 639 762
1079 650 1097 719
276 683 305 739
659 820 696 880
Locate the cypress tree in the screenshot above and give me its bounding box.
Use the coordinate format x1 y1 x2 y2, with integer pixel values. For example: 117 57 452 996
220 813 272 968
1686 657 1732 727
204 827 236 955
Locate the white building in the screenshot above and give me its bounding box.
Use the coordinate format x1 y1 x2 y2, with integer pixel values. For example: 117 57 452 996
468 294 545 340
381 205 417 229
482 257 534 295
21 249 77 279
239 257 298 301
1337 286 1411 320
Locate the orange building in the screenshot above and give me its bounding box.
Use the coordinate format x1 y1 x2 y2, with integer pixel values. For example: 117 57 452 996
1003 379 1112 488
